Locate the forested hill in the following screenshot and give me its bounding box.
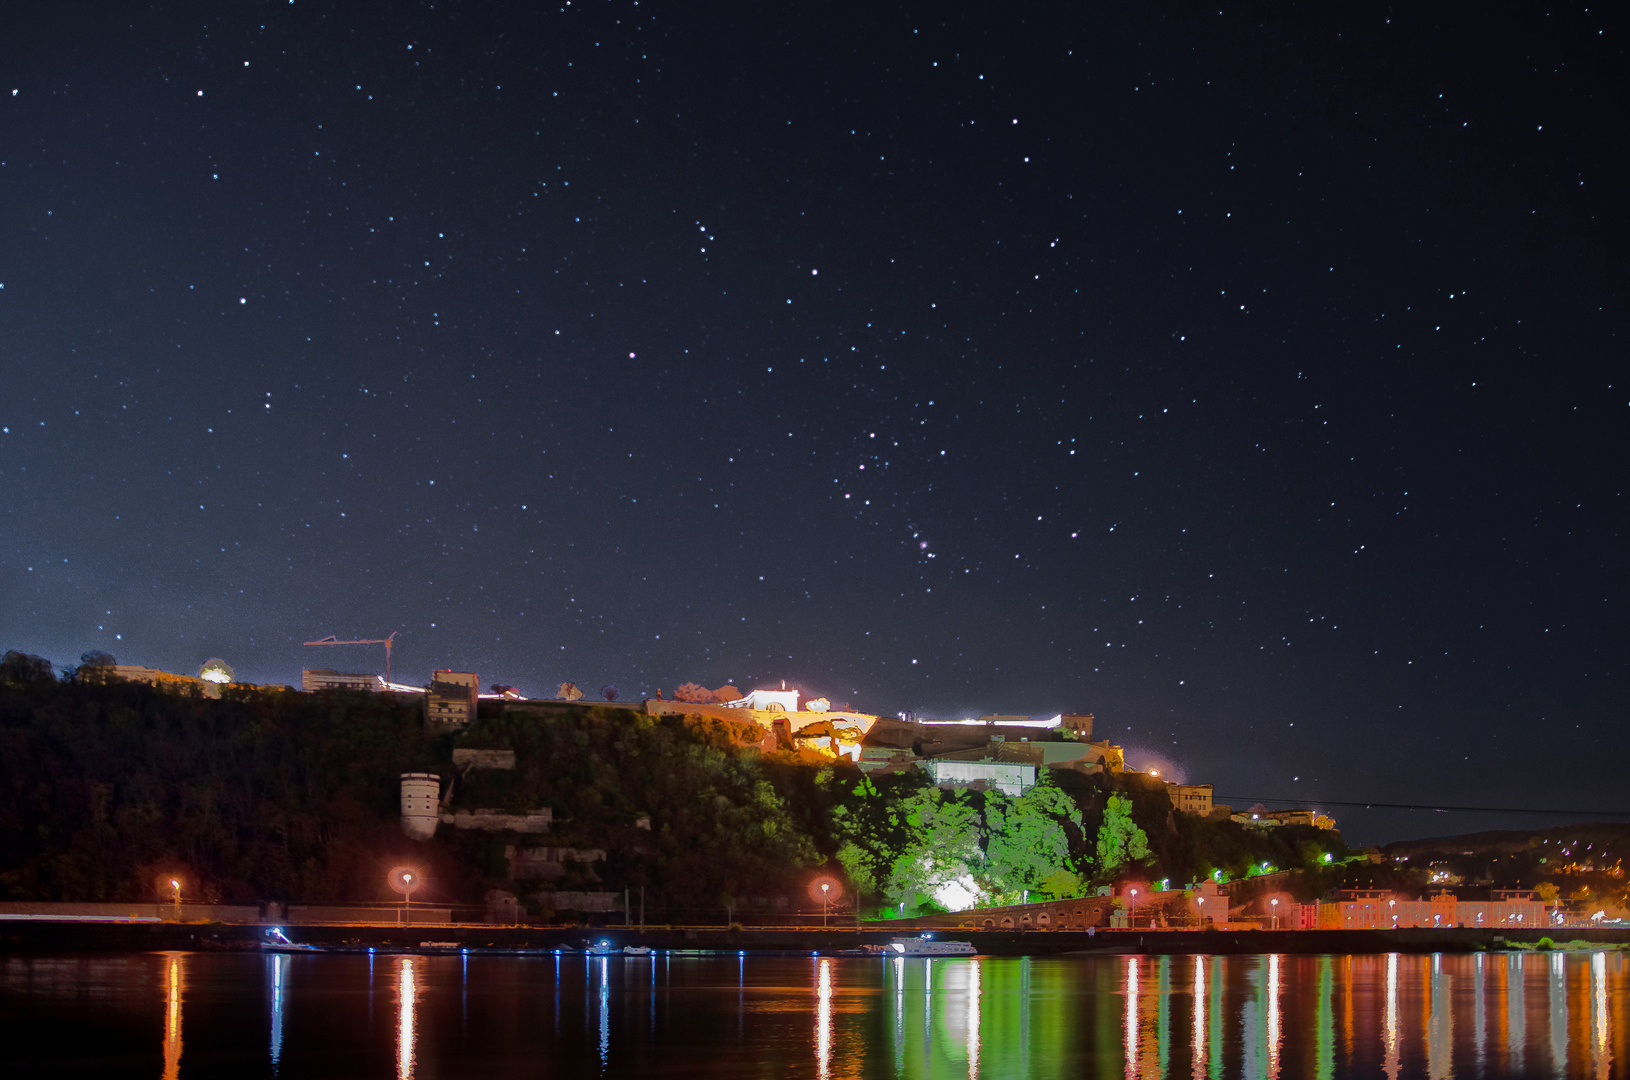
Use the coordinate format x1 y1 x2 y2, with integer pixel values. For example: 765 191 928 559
0 677 1347 917
0 679 437 904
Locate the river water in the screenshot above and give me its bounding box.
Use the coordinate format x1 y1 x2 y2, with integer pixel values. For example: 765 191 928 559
0 949 1624 1078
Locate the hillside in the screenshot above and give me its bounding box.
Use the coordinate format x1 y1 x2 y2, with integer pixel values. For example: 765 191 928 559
1377 823 1630 909
0 676 1350 919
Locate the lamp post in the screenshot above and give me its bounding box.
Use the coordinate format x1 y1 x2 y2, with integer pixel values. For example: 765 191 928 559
820 882 830 928
169 878 182 920
388 866 421 925
1270 897 1280 930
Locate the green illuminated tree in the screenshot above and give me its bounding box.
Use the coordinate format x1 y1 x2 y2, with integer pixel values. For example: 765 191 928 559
981 782 1088 902
1094 794 1151 881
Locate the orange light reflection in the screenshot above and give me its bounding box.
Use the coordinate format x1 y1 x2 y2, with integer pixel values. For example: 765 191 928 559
161 953 184 1080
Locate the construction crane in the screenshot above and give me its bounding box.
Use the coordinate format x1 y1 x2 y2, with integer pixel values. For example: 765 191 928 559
304 631 398 687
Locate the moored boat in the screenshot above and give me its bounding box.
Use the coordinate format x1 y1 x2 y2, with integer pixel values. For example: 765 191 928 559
886 935 977 957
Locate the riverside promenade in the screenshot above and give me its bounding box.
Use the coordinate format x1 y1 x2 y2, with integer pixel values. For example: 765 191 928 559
3 916 1628 956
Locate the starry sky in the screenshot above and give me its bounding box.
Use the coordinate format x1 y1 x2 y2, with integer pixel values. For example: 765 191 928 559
2 1 1624 844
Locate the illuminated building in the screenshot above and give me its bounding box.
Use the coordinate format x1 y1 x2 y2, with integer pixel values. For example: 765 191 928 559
302 668 386 692
922 758 1037 797
1234 807 1338 831
1316 888 1548 929
722 687 801 711
427 670 478 727
1165 783 1214 816
1061 712 1094 738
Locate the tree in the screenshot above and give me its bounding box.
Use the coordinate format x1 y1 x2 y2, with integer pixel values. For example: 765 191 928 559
1095 794 1151 881
712 685 742 703
556 682 584 701
601 685 619 702
982 782 1089 902
81 651 117 668
0 651 54 685
674 682 714 704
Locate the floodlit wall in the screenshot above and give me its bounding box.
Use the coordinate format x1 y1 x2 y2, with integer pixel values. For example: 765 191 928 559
1317 894 1548 929
0 902 262 923
451 748 516 771
440 809 552 832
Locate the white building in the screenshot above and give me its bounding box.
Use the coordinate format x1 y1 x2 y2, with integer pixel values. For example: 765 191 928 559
922 759 1037 797
722 688 800 712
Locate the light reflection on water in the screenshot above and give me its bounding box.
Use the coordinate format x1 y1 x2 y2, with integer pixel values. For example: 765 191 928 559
161 952 183 1080
268 952 287 1072
397 955 417 1080
0 948 1625 1077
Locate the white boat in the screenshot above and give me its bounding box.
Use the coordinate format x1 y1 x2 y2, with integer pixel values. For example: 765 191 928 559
886 935 977 957
621 945 653 956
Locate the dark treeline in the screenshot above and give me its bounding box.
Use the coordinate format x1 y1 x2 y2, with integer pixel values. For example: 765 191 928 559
0 672 1348 916
0 677 438 904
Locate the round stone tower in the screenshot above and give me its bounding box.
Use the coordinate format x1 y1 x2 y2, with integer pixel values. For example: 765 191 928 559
399 772 441 840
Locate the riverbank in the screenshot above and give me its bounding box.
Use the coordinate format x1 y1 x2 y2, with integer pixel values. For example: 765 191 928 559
4 919 1629 955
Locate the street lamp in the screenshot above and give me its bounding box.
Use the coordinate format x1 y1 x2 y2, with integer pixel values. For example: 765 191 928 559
1270 897 1280 930
169 878 182 919
820 882 830 927
388 867 420 924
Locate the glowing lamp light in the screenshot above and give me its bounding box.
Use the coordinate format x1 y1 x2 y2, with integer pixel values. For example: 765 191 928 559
198 658 235 684
387 865 423 922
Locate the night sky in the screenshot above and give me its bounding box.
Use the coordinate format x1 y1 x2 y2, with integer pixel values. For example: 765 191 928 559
3 2 1624 843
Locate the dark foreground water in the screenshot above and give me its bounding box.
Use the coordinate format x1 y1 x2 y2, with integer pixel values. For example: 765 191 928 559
0 949 1625 1078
